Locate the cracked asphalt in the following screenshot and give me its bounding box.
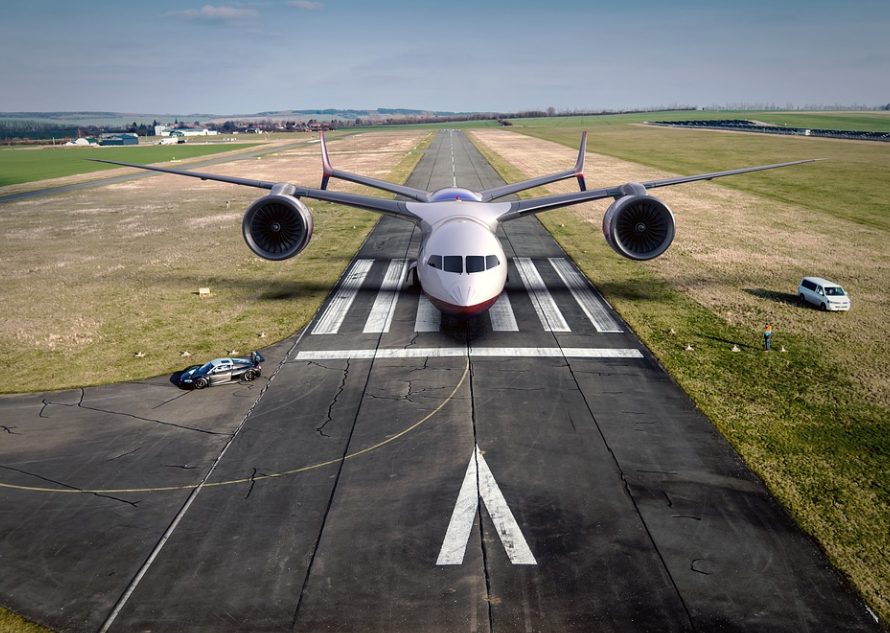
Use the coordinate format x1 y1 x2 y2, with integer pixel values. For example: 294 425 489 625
0 130 881 633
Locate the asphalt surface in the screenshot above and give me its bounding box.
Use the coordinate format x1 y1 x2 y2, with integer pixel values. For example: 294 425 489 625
0 130 881 632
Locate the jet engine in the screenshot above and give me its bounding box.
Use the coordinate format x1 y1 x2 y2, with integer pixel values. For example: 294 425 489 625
602 193 675 260
242 194 313 261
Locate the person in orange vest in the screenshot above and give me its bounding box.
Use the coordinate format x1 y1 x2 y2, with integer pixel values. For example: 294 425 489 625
763 322 773 351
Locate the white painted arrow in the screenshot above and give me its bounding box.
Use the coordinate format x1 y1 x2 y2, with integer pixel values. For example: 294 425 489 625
437 445 536 566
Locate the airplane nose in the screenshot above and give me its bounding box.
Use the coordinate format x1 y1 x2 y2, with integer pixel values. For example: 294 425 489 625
447 282 488 307
448 284 469 306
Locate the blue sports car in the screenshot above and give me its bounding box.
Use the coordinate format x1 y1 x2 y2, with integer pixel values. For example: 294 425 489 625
179 351 264 389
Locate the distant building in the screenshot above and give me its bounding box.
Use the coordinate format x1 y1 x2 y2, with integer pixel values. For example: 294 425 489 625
99 133 138 146
65 137 98 146
168 128 218 137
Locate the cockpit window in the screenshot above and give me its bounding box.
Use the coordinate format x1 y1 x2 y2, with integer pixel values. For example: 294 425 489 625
444 256 463 273
466 256 485 273
428 254 501 274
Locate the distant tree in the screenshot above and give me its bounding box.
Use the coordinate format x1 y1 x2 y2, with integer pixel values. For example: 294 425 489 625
547 106 556 116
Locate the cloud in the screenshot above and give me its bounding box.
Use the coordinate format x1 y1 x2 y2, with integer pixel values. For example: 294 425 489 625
174 5 259 20
288 1 323 9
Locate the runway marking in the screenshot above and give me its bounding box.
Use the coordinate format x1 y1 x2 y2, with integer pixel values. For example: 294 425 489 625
363 258 408 333
488 292 519 332
312 259 374 335
437 445 536 566
415 294 441 332
310 256 620 336
0 361 471 496
295 347 643 360
450 132 457 186
514 257 570 332
548 258 622 332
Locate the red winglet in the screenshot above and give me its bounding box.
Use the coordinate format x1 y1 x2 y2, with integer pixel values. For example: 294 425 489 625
320 131 334 190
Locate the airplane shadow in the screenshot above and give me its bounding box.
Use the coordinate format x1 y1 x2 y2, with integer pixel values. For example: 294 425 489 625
594 281 664 302
701 335 757 350
744 288 800 306
441 314 487 343
140 273 342 298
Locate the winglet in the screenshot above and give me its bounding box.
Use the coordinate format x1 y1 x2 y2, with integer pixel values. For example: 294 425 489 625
313 131 432 202
320 131 333 190
574 131 587 191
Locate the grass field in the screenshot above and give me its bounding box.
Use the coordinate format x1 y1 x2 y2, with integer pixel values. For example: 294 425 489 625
498 109 890 132
0 610 52 633
467 121 889 623
0 143 264 187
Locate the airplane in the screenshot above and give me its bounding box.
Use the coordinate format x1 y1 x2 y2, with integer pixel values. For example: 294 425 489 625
91 132 816 316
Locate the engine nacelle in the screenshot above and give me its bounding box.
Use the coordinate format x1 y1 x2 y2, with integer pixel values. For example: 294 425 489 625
242 194 313 261
602 193 675 260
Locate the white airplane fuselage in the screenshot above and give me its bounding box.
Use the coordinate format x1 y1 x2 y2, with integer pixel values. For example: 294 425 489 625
408 191 512 316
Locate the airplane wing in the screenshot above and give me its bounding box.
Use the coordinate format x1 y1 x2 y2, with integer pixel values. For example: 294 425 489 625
320 132 432 202
479 132 587 201
87 158 413 219
88 158 280 189
497 158 820 222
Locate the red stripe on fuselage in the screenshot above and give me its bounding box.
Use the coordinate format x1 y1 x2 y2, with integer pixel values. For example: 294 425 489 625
427 293 500 317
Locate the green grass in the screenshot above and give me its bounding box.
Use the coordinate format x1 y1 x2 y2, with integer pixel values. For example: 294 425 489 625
361 119 505 131
717 110 890 132
497 109 890 132
505 116 890 231
366 110 890 133
469 124 889 624
0 143 262 187
0 608 53 633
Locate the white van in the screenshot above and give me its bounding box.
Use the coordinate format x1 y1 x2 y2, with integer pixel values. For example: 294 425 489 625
798 277 850 311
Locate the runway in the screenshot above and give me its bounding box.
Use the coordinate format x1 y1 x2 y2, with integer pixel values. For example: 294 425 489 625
0 130 880 632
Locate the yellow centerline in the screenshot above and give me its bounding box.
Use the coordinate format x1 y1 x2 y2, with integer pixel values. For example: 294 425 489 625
0 359 470 495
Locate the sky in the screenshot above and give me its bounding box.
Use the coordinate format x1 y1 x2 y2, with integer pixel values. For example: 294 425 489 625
2 0 888 114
